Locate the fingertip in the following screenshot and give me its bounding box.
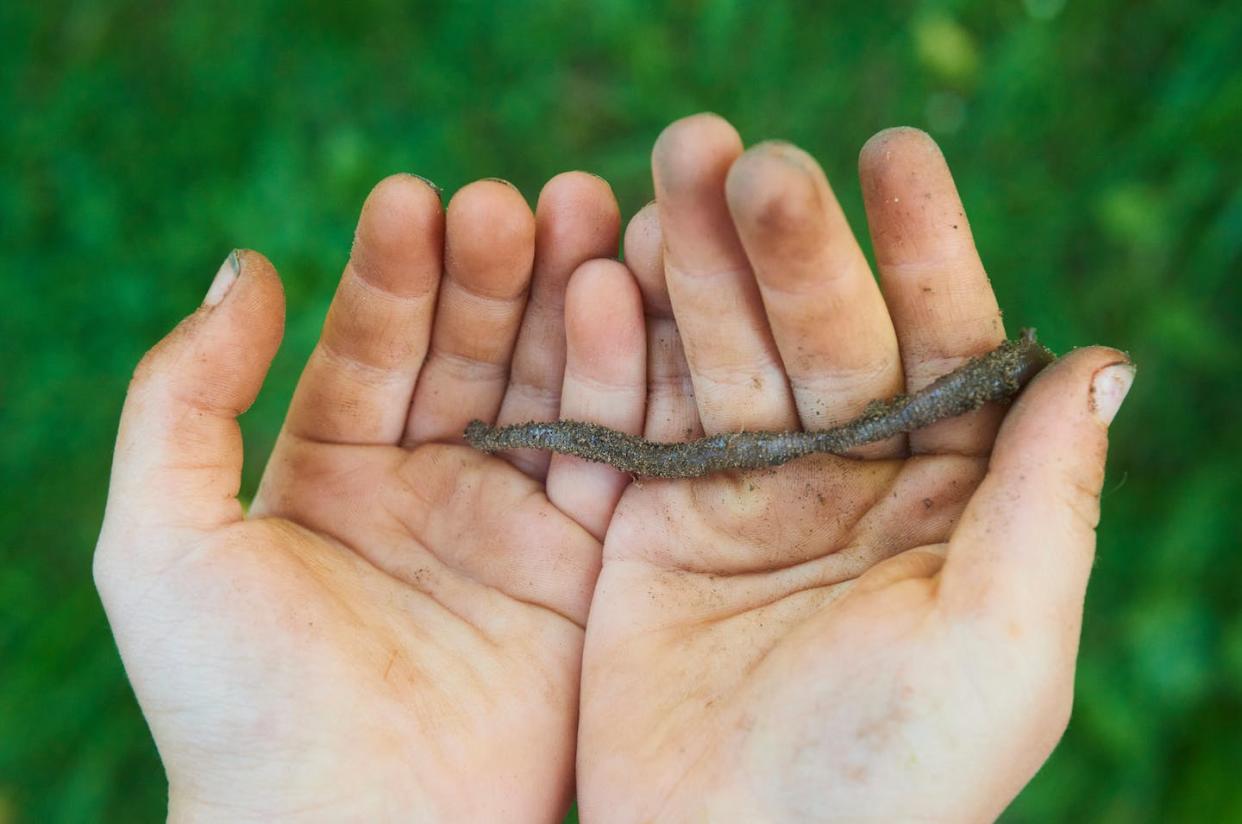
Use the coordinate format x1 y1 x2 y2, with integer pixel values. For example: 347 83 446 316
1007 345 1132 428
359 173 444 234
993 345 1132 461
230 249 285 313
565 259 645 377
653 113 743 190
353 173 445 297
859 127 958 231
449 178 536 242
971 345 1131 541
365 170 444 210
732 139 820 175
726 141 828 250
1090 358 1136 426
536 171 622 252
149 249 284 379
540 170 616 204
858 126 941 177
622 202 669 315
623 200 660 257
445 179 537 296
567 257 642 315
179 249 286 415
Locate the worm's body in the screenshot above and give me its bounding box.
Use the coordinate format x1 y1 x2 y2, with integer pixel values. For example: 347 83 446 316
465 330 1055 478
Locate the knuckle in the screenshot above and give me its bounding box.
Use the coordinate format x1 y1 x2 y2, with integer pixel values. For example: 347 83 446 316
129 343 165 390
1059 466 1104 530
91 534 122 604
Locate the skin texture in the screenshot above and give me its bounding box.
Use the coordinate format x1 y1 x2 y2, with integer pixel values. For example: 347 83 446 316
93 172 647 821
93 116 1133 824
464 331 1055 477
576 116 1132 822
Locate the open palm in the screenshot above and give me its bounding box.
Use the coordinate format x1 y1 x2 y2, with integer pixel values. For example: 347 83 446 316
95 173 647 821
578 116 1131 822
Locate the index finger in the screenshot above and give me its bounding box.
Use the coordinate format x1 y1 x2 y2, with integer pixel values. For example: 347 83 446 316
860 128 1006 456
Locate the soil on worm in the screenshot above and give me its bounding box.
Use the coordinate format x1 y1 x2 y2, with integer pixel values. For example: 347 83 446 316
465 330 1056 479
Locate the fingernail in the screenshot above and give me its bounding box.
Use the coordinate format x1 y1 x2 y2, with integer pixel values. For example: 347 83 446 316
203 250 241 307
411 174 442 200
483 177 519 191
755 138 798 153
754 139 809 165
1090 363 1135 425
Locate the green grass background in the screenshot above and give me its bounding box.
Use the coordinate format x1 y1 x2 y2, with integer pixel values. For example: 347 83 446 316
3 0 1240 820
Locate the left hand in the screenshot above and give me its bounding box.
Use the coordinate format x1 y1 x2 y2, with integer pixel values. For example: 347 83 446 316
95 173 646 821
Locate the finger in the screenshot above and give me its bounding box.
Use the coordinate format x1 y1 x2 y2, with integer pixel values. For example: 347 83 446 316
405 179 536 445
941 348 1134 635
623 202 701 442
726 141 904 455
653 113 797 434
495 172 622 477
282 175 443 444
546 260 647 540
859 127 1006 455
98 250 284 550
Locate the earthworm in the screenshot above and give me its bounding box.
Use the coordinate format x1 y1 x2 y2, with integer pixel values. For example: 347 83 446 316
465 329 1056 478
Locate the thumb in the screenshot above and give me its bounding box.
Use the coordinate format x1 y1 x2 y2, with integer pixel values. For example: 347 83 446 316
941 346 1134 631
98 250 284 555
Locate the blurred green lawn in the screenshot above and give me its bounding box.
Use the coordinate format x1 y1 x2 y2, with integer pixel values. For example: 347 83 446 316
3 1 1241 821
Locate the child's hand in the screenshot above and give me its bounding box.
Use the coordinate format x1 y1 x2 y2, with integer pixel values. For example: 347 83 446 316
577 115 1133 822
94 174 646 821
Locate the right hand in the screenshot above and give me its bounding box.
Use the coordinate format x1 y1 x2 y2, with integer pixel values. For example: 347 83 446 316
578 115 1132 822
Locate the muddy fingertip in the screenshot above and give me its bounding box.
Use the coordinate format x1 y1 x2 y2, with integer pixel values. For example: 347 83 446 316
859 126 941 174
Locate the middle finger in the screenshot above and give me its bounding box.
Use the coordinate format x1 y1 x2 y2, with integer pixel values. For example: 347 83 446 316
726 141 904 456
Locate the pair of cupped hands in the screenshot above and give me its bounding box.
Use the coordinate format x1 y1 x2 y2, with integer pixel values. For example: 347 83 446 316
95 114 1133 822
